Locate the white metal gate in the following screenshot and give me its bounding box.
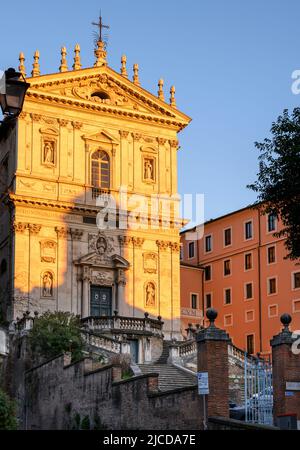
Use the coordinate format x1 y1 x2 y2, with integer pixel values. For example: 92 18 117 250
244 353 273 425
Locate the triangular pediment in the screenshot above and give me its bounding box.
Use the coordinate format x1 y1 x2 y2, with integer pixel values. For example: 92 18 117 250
82 130 119 144
25 66 191 128
75 251 129 269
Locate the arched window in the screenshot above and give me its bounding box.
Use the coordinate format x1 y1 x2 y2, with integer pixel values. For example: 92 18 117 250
91 150 110 190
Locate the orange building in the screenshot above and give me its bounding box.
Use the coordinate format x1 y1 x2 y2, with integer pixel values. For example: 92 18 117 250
180 206 300 355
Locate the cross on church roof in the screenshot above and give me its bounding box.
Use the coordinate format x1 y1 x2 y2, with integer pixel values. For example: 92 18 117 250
92 13 110 43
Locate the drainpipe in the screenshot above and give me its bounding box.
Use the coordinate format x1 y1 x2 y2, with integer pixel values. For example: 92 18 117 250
258 208 262 353
196 231 205 326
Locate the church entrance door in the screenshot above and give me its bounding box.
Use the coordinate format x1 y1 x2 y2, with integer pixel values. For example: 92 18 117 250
90 286 112 316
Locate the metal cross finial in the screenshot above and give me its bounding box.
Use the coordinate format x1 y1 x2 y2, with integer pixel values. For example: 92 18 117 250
92 13 110 43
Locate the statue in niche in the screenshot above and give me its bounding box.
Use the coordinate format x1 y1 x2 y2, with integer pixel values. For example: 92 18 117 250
145 282 156 307
43 141 55 165
144 158 154 181
42 272 53 297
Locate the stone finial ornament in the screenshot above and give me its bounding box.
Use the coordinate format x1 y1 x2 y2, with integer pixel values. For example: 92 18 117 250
121 55 128 78
94 40 107 67
59 46 68 72
158 78 165 101
133 63 140 86
206 308 218 326
19 52 26 77
31 50 40 77
73 44 82 70
170 85 176 108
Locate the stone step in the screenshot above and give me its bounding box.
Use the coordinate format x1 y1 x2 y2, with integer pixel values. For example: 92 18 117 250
138 363 197 392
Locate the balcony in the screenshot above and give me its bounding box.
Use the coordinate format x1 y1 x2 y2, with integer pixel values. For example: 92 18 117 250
81 313 164 337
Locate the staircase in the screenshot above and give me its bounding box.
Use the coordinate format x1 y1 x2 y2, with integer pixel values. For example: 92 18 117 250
138 363 197 392
155 340 171 364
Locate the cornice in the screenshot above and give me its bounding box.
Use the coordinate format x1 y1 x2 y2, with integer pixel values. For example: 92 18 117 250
25 90 187 130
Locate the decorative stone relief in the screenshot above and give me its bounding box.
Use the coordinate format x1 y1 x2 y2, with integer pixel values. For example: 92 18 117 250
13 222 27 233
91 270 114 286
69 228 83 241
55 227 68 239
89 233 115 255
157 137 167 145
72 121 83 130
145 281 156 307
118 235 133 247
143 253 157 274
58 118 69 127
132 237 145 248
40 240 57 263
169 139 179 149
156 240 169 251
28 224 41 235
119 130 129 139
30 113 42 122
169 242 180 252
41 271 54 298
117 269 126 286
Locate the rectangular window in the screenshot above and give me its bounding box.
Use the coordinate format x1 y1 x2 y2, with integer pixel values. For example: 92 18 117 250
188 242 195 259
245 310 254 322
205 293 212 309
205 235 212 253
245 282 253 299
293 300 300 313
224 288 231 305
180 245 183 260
224 314 233 326
191 294 198 309
268 304 278 318
293 272 300 289
224 228 232 246
245 253 252 270
247 334 254 354
268 246 276 264
204 265 212 281
224 259 231 276
268 213 277 232
268 278 277 295
245 221 253 240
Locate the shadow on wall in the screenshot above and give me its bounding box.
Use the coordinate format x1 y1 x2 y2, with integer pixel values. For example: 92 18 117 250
3 182 182 338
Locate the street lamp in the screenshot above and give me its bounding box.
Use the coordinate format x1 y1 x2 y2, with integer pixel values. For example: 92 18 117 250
0 68 30 119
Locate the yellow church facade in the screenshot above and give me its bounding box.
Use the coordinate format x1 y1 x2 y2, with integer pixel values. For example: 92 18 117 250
0 38 191 339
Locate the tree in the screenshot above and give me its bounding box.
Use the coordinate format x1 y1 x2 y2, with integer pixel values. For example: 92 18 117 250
248 108 300 260
0 389 17 430
29 311 84 362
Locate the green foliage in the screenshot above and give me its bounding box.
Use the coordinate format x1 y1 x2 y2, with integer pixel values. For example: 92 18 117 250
29 311 84 361
0 389 18 430
81 415 90 430
248 107 300 260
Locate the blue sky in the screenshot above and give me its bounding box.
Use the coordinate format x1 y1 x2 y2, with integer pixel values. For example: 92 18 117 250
1 0 300 221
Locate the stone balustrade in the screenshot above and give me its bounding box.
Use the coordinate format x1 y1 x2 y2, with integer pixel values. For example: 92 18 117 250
81 313 164 337
81 331 121 354
179 340 197 357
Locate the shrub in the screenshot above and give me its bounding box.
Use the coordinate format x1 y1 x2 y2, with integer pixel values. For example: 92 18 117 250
29 311 84 362
0 389 17 430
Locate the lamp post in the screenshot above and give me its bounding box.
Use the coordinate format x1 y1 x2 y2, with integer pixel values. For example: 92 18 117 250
0 68 30 120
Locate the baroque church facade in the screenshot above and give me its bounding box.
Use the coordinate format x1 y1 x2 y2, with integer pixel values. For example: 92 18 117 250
0 36 191 339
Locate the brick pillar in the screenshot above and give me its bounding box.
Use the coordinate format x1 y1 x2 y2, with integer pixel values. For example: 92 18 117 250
197 309 231 420
271 314 300 428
